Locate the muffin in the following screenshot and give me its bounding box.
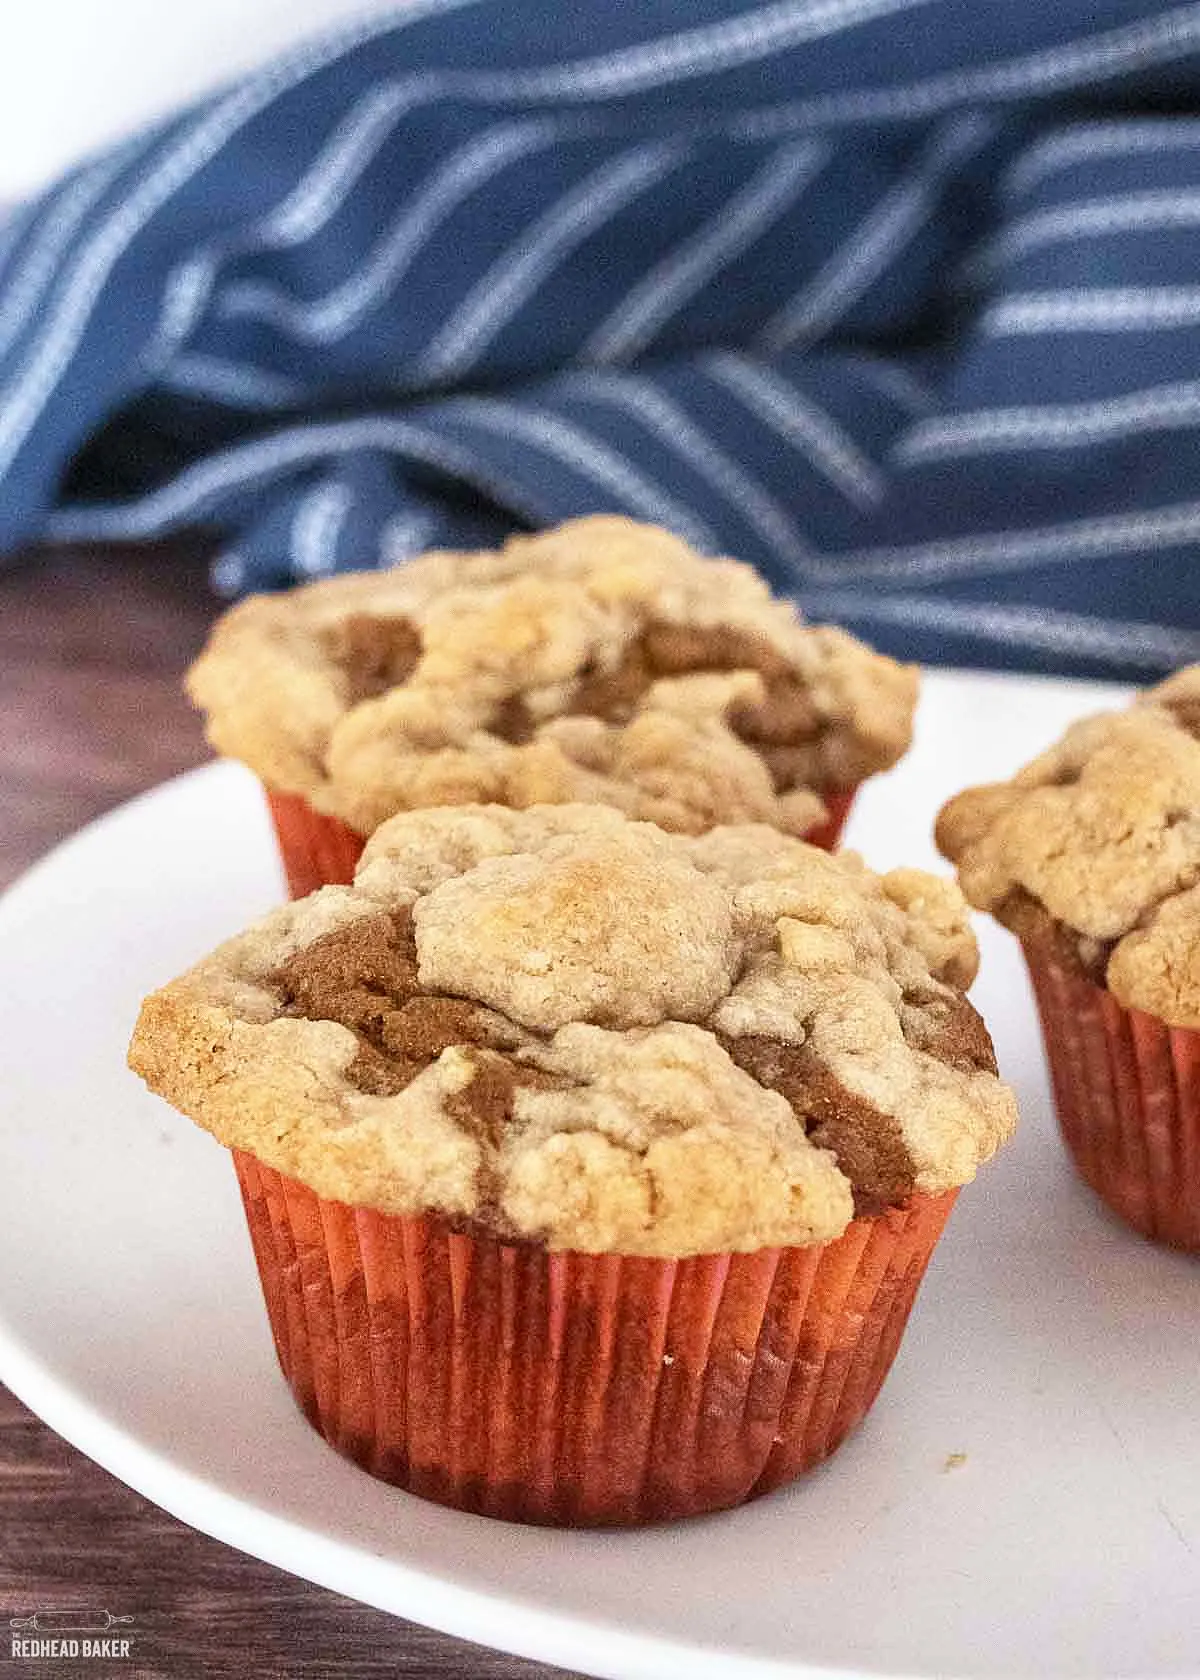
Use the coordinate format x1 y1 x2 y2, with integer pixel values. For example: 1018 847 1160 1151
937 666 1200 1251
187 516 918 895
130 803 1015 1526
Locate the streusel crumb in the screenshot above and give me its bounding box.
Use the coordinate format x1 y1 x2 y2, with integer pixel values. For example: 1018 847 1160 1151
131 804 1014 1254
937 666 1200 1025
187 516 917 838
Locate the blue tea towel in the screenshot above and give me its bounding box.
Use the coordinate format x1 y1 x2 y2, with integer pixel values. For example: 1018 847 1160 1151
2 0 1200 679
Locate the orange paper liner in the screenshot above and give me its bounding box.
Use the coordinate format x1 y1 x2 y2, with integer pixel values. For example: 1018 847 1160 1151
233 1152 956 1526
805 786 857 851
1023 948 1200 1252
266 790 365 898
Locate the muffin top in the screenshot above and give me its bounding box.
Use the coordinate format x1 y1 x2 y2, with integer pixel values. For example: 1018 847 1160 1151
130 804 1015 1256
937 666 1200 1026
187 516 917 838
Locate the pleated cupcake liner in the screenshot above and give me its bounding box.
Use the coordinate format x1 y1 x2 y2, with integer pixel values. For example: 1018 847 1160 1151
233 1151 956 1527
266 782 860 901
1023 947 1200 1252
801 786 857 852
266 789 365 898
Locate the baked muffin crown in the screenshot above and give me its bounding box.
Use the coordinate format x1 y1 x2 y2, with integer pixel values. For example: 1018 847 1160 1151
936 666 1200 1026
130 804 1015 1255
187 516 917 838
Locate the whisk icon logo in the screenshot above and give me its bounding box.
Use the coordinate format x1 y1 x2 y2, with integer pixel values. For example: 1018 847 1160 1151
8 1609 134 1661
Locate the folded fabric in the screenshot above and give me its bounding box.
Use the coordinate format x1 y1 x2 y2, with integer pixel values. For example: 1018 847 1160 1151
3 0 1200 678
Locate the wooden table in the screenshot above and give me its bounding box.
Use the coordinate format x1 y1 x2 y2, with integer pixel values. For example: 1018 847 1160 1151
0 543 584 1680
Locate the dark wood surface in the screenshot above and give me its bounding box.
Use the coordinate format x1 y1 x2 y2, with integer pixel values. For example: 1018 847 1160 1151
0 544 584 1680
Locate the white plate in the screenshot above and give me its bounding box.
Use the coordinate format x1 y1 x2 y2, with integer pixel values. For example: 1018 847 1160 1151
2 668 1199 1680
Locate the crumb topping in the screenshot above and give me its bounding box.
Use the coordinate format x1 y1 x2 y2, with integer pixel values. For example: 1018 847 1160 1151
936 666 1200 1025
187 516 917 838
129 804 1014 1254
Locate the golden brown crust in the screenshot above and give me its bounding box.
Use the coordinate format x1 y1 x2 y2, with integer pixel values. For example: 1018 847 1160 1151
936 666 1200 1026
187 516 917 838
130 804 1014 1254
